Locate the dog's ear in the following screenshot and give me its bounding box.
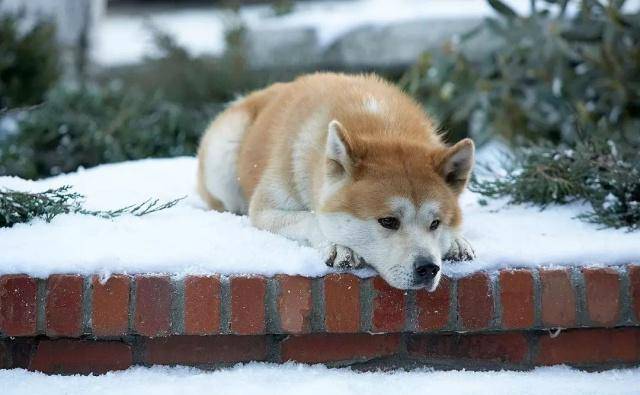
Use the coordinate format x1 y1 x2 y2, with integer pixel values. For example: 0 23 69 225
326 120 355 177
438 138 475 194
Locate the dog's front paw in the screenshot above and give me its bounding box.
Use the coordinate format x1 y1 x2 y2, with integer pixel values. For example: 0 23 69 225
324 244 366 269
444 236 476 261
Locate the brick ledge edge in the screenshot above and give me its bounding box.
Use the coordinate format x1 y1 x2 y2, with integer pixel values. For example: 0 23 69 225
1 266 639 373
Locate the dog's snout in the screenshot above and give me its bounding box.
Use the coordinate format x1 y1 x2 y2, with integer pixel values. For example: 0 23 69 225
414 257 439 281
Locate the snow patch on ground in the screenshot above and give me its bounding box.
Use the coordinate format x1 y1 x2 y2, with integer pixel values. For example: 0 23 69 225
94 0 534 66
94 0 640 66
1 157 639 278
2 364 640 395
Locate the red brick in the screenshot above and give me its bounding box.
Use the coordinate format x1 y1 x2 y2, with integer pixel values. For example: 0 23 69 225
277 275 312 334
134 276 172 337
184 276 220 335
499 270 535 329
46 275 84 337
540 269 576 328
415 276 451 331
0 275 38 336
324 274 360 333
536 328 640 366
281 333 401 364
92 275 130 337
583 268 620 326
30 340 132 374
457 273 493 330
629 266 640 322
230 276 266 335
9 339 35 369
143 335 268 365
408 332 529 364
372 276 405 332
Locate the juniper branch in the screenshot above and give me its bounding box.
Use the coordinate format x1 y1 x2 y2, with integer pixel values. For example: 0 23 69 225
80 197 184 219
471 139 640 230
0 185 185 228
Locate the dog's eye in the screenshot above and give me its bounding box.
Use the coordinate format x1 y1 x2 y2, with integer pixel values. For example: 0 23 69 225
378 217 400 230
429 219 440 231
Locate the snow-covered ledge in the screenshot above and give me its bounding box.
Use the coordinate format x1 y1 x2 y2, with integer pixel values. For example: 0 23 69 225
1 158 640 374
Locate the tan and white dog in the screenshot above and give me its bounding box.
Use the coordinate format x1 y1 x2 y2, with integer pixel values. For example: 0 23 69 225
197 73 475 290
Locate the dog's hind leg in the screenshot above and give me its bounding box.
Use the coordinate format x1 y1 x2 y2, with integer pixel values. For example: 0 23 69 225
197 107 251 214
196 170 226 211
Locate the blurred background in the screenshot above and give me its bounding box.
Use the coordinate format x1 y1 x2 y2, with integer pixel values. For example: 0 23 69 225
0 0 639 229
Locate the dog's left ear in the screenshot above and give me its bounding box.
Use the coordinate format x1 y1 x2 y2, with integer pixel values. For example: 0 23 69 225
438 138 475 194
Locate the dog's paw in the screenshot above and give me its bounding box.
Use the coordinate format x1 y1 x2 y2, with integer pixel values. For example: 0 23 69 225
444 235 476 261
324 244 366 269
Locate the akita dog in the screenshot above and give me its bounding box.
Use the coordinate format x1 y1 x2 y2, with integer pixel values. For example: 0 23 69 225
197 73 475 290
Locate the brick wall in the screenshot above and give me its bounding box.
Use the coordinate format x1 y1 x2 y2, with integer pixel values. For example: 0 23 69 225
1 265 639 373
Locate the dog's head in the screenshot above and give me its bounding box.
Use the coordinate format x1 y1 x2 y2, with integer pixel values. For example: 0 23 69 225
317 120 474 290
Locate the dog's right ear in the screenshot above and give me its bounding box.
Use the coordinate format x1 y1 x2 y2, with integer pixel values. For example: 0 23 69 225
326 120 355 177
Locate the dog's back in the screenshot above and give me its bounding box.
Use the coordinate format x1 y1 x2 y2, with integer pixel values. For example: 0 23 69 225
197 72 444 213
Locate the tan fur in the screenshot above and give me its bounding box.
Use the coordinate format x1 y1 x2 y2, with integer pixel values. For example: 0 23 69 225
197 72 475 290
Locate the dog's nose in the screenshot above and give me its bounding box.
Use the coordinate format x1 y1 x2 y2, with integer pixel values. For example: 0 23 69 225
414 256 440 282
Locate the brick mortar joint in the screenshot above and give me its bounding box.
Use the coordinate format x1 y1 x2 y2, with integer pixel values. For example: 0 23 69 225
219 276 231 335
571 267 589 327
82 277 93 335
490 271 501 330
618 266 633 326
170 279 185 335
532 269 543 329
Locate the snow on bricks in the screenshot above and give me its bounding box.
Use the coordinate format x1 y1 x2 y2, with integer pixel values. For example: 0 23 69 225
0 267 639 373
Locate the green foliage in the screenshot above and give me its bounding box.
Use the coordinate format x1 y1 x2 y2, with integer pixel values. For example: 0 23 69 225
0 185 183 228
401 0 640 146
0 10 269 180
472 137 640 230
1 186 81 227
0 8 60 109
271 0 295 16
0 83 218 179
403 0 640 229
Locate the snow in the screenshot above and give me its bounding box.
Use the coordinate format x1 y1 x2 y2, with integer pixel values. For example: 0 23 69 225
0 158 325 279
93 9 228 67
1 156 639 279
242 0 530 48
2 363 640 395
93 0 534 66
93 0 640 66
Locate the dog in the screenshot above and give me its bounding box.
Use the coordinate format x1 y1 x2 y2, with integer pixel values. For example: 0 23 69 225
197 73 475 290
